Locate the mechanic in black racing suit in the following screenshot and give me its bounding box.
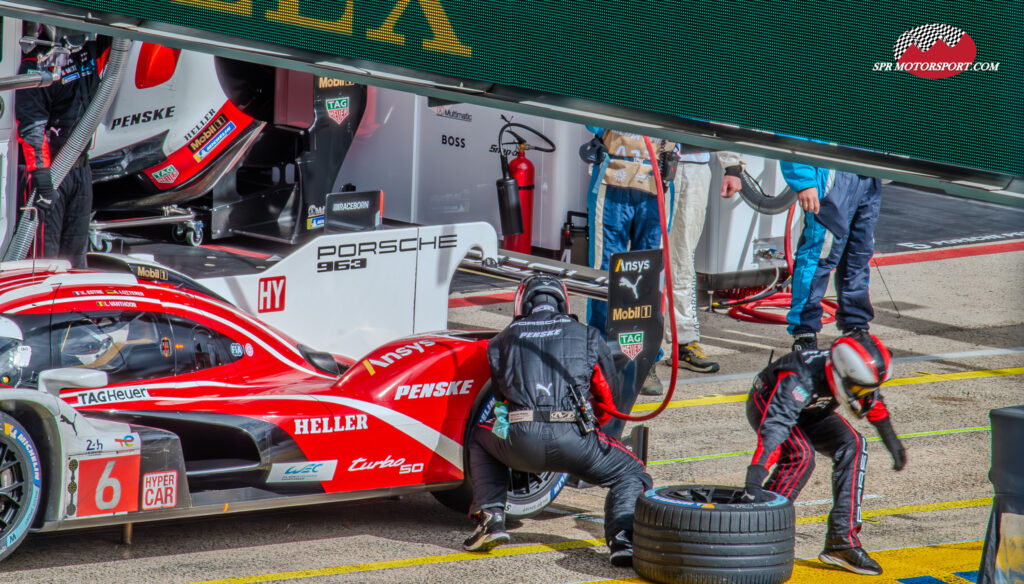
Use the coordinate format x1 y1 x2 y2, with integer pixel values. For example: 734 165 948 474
464 275 652 567
743 330 907 576
16 24 108 268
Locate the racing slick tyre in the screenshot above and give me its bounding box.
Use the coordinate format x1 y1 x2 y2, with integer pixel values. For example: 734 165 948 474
633 485 794 584
0 413 43 562
432 388 568 520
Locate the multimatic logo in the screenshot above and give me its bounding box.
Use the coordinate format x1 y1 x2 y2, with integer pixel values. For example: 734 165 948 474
316 234 458 273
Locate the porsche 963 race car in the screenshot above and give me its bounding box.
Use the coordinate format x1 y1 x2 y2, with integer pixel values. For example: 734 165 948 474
0 222 580 562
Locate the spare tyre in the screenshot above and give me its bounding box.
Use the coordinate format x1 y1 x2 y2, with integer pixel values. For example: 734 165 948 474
633 485 794 584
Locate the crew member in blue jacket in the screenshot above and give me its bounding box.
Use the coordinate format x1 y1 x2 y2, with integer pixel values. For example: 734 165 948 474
780 163 882 351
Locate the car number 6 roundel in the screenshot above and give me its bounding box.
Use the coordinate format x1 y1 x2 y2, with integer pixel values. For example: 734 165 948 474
75 454 141 517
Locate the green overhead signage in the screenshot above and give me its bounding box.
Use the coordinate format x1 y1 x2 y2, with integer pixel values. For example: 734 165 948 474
31 0 1024 176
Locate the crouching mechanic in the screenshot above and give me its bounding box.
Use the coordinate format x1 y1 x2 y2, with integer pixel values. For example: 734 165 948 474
464 275 652 567
743 331 907 575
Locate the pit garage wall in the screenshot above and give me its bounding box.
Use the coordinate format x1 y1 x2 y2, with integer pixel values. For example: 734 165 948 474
0 17 19 253
338 86 792 282
336 87 591 252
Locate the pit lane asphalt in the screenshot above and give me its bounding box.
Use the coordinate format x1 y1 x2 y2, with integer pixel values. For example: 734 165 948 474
4 241 1022 584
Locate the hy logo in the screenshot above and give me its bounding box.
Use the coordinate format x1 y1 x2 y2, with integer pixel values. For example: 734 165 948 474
618 332 644 360
326 97 350 124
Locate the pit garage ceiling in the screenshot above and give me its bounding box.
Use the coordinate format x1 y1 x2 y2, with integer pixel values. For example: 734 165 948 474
1 0 1021 205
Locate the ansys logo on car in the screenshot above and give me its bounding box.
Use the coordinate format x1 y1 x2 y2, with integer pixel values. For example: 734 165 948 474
874 23 1000 79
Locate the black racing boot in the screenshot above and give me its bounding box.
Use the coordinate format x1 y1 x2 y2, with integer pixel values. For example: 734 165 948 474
819 546 883 575
792 333 818 352
463 508 510 552
608 530 634 567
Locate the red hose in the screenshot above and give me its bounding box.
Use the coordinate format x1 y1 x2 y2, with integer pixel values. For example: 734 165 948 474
604 136 678 422
725 204 838 325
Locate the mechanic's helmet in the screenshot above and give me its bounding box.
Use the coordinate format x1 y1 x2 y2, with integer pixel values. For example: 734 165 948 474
0 316 30 386
513 274 569 317
826 331 893 418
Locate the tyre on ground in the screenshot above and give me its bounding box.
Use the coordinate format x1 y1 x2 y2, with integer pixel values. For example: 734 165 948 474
633 484 795 584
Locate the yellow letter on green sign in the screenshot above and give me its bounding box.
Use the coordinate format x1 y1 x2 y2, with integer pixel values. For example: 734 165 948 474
366 0 471 57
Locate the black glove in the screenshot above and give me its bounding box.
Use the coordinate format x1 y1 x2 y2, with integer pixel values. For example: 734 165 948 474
30 168 56 209
872 417 907 471
741 464 770 503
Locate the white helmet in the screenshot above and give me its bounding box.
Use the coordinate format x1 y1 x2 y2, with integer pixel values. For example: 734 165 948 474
826 331 893 418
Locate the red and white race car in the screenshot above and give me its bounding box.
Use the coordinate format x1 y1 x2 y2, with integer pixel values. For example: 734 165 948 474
0 222 578 562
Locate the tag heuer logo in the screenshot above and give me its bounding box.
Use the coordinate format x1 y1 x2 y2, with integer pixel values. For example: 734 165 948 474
618 332 644 360
152 164 179 185
326 97 350 125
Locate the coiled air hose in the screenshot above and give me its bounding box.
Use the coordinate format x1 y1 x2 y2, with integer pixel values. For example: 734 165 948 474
712 203 837 325
4 37 132 262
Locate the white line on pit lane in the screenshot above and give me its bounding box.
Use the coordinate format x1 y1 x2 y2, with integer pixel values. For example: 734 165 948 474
669 346 1024 386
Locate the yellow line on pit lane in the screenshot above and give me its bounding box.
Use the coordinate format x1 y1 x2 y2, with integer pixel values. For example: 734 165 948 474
578 540 985 584
630 366 1024 412
184 498 993 584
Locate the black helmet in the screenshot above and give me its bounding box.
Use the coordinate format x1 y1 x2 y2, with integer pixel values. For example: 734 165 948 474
513 274 569 317
826 331 893 418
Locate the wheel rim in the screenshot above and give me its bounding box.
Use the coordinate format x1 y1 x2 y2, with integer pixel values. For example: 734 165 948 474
476 394 565 511
661 485 746 505
0 438 30 537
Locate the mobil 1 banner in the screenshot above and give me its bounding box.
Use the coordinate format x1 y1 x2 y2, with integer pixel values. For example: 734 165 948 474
603 249 664 437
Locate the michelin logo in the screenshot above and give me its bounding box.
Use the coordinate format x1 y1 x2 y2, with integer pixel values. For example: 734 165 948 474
193 122 236 162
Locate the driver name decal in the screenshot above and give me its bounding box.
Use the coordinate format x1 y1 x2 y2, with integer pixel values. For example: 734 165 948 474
77 387 151 406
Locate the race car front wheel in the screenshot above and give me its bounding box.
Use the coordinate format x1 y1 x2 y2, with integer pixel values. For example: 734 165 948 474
633 485 795 584
432 389 568 520
0 413 43 562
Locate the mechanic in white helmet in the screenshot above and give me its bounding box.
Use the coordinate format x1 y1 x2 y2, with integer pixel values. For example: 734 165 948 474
741 330 907 576
463 274 652 567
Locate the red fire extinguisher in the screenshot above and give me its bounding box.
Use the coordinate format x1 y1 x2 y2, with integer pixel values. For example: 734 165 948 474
503 143 534 254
